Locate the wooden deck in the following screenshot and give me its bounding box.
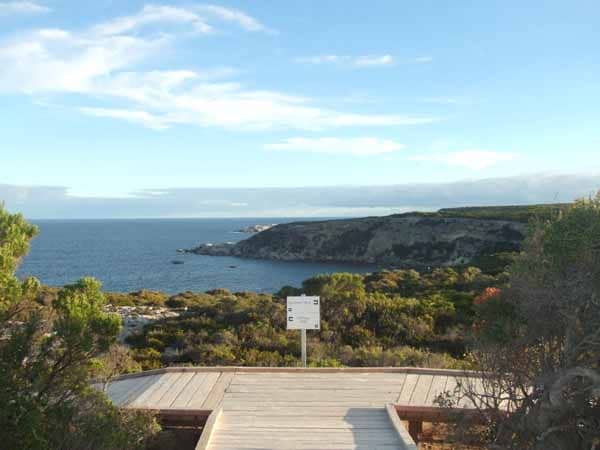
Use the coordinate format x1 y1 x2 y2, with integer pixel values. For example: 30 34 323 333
105 367 477 449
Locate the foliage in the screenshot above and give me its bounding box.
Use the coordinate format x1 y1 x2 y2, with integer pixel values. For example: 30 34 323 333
106 289 168 307
0 205 159 450
0 206 38 320
450 195 600 450
122 267 506 370
93 344 143 389
437 204 568 223
387 203 567 224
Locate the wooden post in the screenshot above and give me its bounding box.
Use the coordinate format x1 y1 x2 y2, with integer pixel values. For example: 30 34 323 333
408 420 422 443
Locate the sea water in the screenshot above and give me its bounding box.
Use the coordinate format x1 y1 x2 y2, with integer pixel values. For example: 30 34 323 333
17 218 377 294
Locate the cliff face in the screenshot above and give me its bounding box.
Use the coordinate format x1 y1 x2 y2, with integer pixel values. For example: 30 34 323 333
189 214 528 267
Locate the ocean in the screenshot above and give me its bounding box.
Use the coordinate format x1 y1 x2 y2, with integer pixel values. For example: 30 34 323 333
17 218 377 294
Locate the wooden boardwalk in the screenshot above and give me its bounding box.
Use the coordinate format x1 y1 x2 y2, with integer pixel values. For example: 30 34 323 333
105 367 476 450
210 372 408 450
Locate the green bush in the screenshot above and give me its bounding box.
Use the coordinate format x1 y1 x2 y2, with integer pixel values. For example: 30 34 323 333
121 267 504 370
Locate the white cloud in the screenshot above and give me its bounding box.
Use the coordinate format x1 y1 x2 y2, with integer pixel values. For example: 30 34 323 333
0 29 167 93
93 4 269 36
196 4 268 32
37 28 71 39
295 54 393 68
265 137 405 156
78 107 171 130
412 150 518 170
93 5 212 36
295 54 343 64
296 54 432 67
75 95 435 130
354 54 393 67
0 4 436 130
0 1 49 15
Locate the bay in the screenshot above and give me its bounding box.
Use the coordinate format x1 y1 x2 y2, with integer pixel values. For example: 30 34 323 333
17 218 377 294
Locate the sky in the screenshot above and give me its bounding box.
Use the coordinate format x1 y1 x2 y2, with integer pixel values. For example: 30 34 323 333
1 0 599 218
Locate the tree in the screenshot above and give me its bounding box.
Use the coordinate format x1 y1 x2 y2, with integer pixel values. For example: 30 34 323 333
304 273 366 341
0 206 159 450
449 195 600 449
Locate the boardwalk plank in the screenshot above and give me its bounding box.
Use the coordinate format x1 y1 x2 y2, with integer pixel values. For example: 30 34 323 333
396 374 420 405
128 373 171 408
156 372 195 408
118 375 160 407
170 372 207 408
200 372 234 410
409 374 435 406
425 375 449 407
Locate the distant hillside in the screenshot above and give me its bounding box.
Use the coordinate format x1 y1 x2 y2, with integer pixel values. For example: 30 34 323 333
187 204 568 267
383 203 568 223
437 203 568 222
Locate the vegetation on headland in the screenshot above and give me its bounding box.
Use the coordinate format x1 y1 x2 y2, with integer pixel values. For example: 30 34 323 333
309 203 569 224
434 203 569 222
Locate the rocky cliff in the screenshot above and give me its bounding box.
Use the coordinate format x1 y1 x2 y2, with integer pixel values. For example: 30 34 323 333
187 210 530 267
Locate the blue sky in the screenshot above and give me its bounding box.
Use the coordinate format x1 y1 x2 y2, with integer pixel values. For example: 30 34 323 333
1 0 599 217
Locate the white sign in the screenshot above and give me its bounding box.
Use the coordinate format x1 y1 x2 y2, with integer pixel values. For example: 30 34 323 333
286 296 320 330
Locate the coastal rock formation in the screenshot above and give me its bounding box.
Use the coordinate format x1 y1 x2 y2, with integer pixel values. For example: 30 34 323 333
104 305 182 342
236 224 277 233
186 211 528 267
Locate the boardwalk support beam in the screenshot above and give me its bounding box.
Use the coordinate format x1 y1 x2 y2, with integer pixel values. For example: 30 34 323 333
408 420 423 443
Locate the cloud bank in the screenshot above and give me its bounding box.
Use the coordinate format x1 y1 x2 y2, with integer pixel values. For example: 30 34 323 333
412 150 518 170
2 173 598 219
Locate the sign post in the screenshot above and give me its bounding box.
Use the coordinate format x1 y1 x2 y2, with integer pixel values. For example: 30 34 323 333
301 329 307 368
286 295 320 368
